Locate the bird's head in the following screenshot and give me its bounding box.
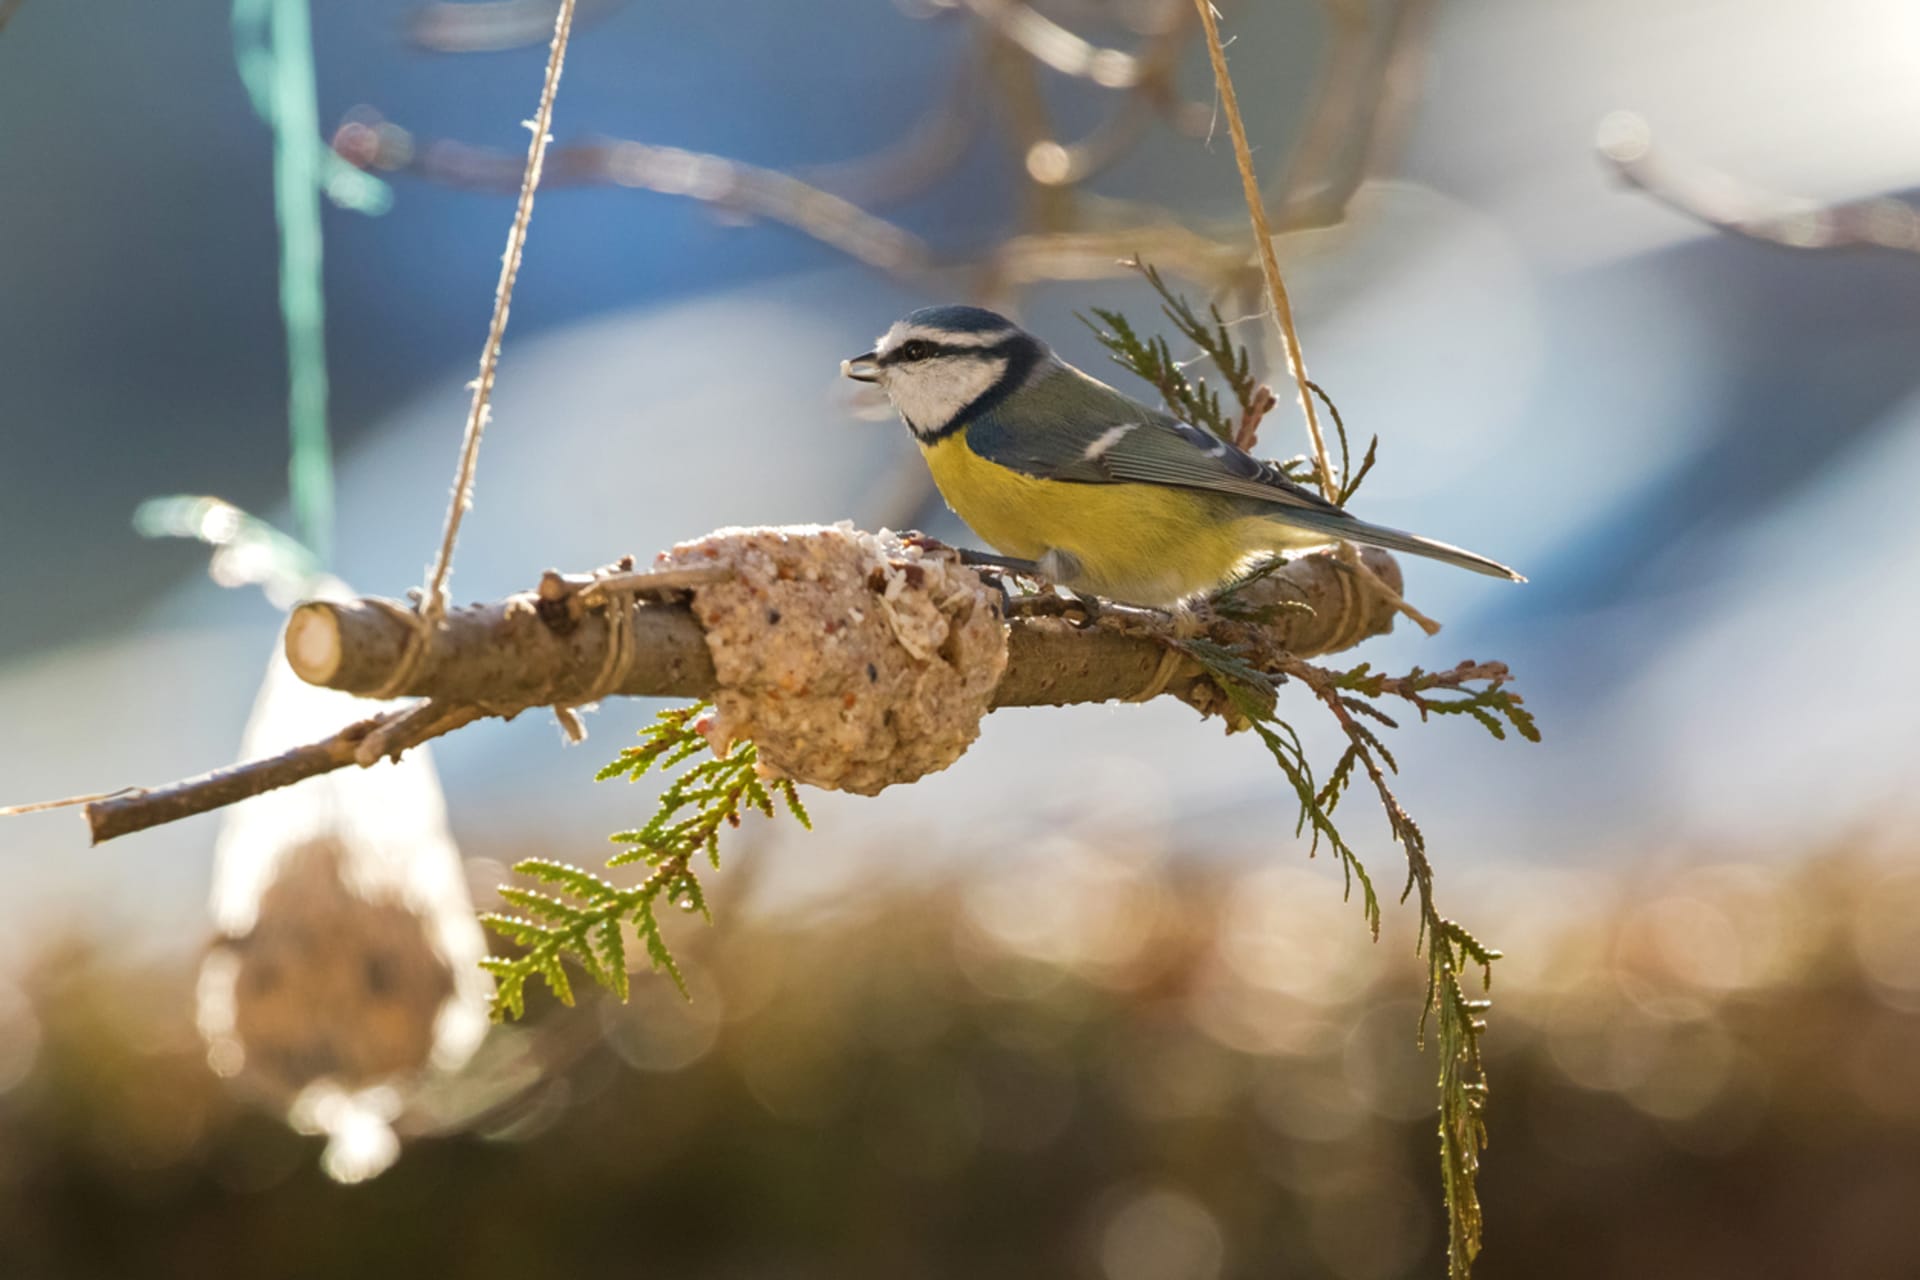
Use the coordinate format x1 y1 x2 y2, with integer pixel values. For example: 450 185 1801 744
843 305 1048 440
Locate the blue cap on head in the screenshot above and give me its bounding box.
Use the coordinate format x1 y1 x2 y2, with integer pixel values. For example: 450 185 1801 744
902 304 1016 335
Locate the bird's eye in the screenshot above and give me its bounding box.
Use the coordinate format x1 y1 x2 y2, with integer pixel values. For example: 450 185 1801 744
898 340 933 362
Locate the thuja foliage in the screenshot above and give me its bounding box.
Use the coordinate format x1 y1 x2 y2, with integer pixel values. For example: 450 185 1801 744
1089 268 1540 1278
1083 258 1377 505
480 703 808 1019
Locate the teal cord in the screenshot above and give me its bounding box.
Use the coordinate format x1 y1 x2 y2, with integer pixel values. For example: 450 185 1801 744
271 0 331 564
230 0 391 567
232 0 391 215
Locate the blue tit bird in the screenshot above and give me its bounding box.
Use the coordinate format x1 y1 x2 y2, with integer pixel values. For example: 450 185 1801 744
842 305 1524 608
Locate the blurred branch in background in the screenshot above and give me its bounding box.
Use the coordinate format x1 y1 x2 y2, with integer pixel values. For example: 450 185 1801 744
407 0 617 53
962 0 1158 89
804 60 984 208
1271 0 1435 229
332 0 1437 306
332 115 938 281
1597 109 1920 257
0 0 25 35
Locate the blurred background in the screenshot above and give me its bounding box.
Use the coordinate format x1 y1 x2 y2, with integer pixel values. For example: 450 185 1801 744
4 0 1920 1275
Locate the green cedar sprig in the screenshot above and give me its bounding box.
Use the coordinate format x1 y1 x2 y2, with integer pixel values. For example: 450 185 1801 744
1178 640 1535 1278
1080 260 1380 506
1319 660 1540 744
479 703 809 1019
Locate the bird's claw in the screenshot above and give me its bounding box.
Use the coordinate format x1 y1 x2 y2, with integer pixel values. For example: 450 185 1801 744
1058 589 1102 629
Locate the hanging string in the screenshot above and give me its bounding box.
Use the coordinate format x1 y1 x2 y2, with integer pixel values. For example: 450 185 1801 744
418 0 579 624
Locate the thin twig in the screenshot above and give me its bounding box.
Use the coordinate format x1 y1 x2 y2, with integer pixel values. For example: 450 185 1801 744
1334 545 1441 637
353 699 488 768
1233 384 1276 451
76 705 475 844
575 564 733 602
1191 0 1339 498
422 0 578 622
0 789 135 818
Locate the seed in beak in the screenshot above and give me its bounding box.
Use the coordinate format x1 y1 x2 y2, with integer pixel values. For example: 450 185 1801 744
842 351 880 383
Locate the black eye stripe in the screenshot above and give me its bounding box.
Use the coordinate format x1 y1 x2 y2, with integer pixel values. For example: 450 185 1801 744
879 336 1019 366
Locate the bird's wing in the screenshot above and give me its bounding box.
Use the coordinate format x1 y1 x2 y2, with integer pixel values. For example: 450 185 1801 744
967 368 1345 517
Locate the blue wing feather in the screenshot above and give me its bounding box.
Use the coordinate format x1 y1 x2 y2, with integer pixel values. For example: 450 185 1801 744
964 365 1523 582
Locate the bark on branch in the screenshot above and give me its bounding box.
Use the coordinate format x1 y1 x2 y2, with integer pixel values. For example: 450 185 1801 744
285 548 1403 709
57 547 1403 844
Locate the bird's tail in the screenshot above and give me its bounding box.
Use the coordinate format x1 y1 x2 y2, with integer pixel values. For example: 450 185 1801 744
1258 509 1526 582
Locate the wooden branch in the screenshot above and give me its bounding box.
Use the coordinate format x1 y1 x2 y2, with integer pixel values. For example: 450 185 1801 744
30 547 1402 845
288 548 1401 709
282 577 718 710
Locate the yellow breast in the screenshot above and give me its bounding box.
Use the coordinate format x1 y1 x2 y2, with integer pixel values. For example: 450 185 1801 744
918 427 1277 605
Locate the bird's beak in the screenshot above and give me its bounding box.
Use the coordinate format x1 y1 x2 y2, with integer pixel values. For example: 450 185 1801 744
841 351 881 383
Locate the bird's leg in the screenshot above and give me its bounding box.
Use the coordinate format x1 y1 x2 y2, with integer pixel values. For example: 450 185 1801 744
932 547 1037 616
896 530 943 551
953 547 1046 578
948 547 1094 624
1027 550 1178 634
944 546 1173 634
1035 549 1108 628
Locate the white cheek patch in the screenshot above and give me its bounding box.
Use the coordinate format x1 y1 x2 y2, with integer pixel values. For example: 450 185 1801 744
885 355 1007 433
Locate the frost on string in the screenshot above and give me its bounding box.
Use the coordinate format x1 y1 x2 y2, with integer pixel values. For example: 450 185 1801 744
659 524 1010 796
196 580 491 1183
